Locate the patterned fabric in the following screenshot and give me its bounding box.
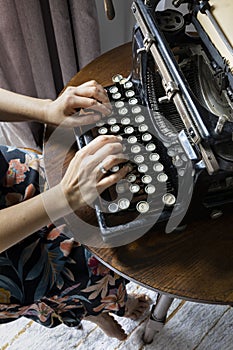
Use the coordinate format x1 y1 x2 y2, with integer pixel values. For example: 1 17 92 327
0 146 127 328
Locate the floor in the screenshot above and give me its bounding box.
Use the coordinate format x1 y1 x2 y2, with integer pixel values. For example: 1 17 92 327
0 281 232 350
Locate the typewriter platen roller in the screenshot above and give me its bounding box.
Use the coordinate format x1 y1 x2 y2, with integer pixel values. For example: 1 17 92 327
74 0 233 245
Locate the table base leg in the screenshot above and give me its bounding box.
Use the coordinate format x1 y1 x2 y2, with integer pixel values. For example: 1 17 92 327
143 293 174 344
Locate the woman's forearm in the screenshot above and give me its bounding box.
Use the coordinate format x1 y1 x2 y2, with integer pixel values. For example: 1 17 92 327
0 185 71 253
0 88 50 122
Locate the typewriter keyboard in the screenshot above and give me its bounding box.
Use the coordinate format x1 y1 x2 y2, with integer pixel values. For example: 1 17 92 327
75 75 190 243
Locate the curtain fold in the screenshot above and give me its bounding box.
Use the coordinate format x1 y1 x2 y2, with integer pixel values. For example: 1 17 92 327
0 0 100 149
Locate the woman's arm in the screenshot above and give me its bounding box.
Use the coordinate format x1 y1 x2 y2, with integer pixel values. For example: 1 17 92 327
0 80 111 127
0 135 129 253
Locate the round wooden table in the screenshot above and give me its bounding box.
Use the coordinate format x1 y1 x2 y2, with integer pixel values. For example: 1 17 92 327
44 42 233 342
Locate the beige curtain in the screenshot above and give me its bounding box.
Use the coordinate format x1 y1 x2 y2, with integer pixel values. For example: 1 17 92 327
0 0 100 150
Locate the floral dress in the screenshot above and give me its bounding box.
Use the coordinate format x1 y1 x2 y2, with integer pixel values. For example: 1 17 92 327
0 146 127 328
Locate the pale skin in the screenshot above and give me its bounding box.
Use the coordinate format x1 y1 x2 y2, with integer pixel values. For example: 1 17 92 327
0 80 129 253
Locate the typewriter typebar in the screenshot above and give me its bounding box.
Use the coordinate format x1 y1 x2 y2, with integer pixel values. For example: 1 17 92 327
74 0 233 244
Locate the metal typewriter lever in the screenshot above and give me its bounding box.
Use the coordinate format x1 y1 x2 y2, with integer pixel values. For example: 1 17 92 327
104 0 115 20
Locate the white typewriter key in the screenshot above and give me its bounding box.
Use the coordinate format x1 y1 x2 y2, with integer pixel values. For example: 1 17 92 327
138 164 149 173
116 181 128 194
153 162 164 172
157 173 168 182
149 153 160 162
109 86 118 94
167 149 176 157
127 135 137 144
125 90 135 98
142 133 152 142
108 203 119 213
118 107 128 115
162 193 176 206
96 120 105 127
135 114 145 123
127 173 136 182
112 92 121 100
110 165 120 172
142 174 152 184
131 105 141 114
146 143 156 151
134 155 144 163
136 201 150 213
131 145 141 153
119 78 128 86
124 81 133 89
178 168 185 177
112 74 123 83
124 126 134 134
110 124 120 133
98 127 108 134
129 98 138 106
145 184 156 194
107 117 117 125
172 156 183 167
121 117 131 125
118 198 130 210
138 124 149 132
115 100 124 108
129 183 140 193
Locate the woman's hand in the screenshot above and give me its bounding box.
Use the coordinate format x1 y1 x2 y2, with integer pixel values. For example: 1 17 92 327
45 80 112 127
60 135 130 211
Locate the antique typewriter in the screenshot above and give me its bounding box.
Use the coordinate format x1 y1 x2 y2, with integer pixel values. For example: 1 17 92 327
74 0 233 245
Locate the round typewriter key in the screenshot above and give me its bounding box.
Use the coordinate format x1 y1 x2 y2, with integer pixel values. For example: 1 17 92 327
135 114 145 123
129 97 138 106
178 168 185 177
118 107 128 115
142 174 152 184
127 173 136 182
107 117 117 125
119 77 128 86
145 184 156 194
157 173 168 182
162 193 176 206
129 183 140 193
153 162 164 172
167 148 176 157
149 153 160 162
108 202 119 213
121 117 131 125
109 86 118 94
127 135 137 144
131 106 141 114
136 201 150 213
124 126 134 134
138 123 149 132
112 92 121 100
142 133 152 142
96 120 105 127
125 90 135 98
124 81 133 89
131 144 141 153
173 156 183 167
134 154 144 163
146 143 156 151
138 164 148 173
110 165 120 172
115 100 124 108
110 124 120 133
118 198 130 210
98 127 108 134
112 74 123 83
116 181 128 194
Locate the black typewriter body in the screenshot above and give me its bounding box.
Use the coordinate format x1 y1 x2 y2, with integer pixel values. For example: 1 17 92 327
74 0 233 245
